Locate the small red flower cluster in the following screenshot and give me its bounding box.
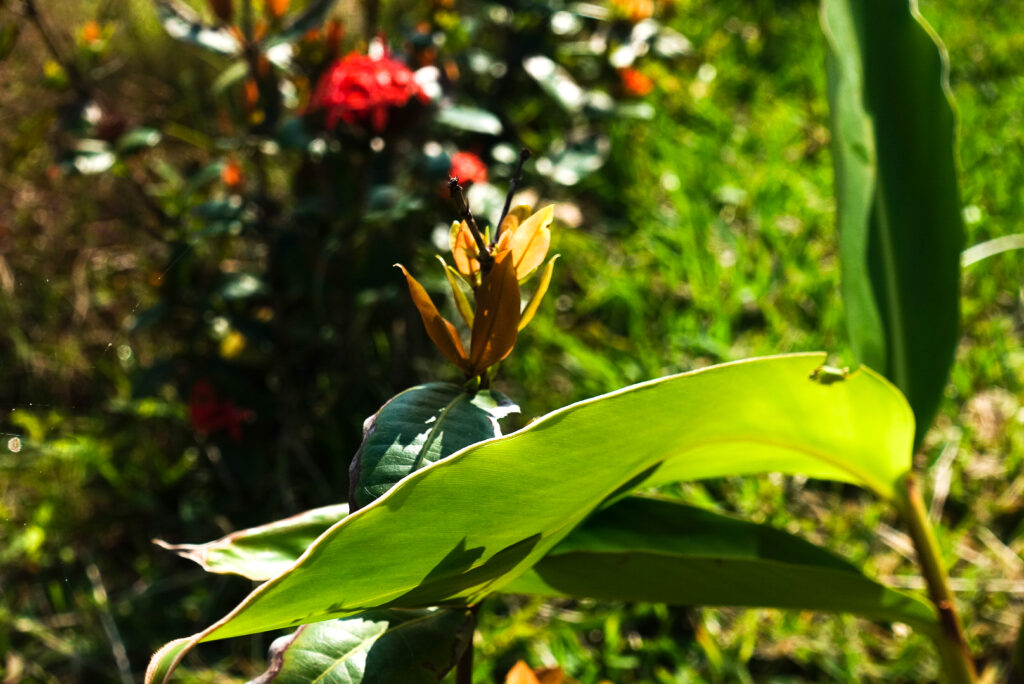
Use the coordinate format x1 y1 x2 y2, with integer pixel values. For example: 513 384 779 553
449 151 488 185
189 381 254 441
311 52 427 132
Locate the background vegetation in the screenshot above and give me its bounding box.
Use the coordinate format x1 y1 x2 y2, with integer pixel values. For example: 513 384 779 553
1 0 1022 681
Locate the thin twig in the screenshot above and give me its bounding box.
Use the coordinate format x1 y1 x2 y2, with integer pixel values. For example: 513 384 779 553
448 178 493 273
494 147 531 242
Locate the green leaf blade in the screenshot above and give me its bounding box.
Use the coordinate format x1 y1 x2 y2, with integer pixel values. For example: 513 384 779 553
154 503 349 581
823 0 964 443
148 354 914 682
349 383 519 510
250 609 472 684
505 497 937 633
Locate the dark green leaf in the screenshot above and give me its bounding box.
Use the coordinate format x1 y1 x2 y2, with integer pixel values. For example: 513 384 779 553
823 0 964 442
349 383 519 509
249 609 472 684
505 497 937 632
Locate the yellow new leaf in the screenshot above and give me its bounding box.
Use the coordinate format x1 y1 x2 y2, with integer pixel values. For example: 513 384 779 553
497 204 533 240
469 250 520 375
500 204 554 281
436 255 475 328
395 264 471 374
449 220 481 278
518 254 559 331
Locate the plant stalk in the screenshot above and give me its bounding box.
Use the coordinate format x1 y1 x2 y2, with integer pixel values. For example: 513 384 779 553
455 604 480 684
900 473 976 683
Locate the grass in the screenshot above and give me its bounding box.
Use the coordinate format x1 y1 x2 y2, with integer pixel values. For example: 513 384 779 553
1 0 1022 682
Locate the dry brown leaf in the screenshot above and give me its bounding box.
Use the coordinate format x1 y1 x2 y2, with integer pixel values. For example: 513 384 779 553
504 661 541 684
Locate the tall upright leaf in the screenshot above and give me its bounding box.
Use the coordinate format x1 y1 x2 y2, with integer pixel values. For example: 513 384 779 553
822 0 963 442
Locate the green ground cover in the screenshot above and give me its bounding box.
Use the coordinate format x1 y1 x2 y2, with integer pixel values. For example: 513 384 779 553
1 0 1022 681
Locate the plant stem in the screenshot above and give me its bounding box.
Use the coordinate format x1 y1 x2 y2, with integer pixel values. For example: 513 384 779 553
456 604 480 684
494 147 531 242
22 0 89 98
900 473 976 683
448 178 493 274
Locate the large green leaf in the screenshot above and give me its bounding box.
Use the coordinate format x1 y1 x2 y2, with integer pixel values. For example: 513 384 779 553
505 497 937 633
154 504 348 581
249 609 472 684
147 354 914 683
349 383 519 510
822 0 963 442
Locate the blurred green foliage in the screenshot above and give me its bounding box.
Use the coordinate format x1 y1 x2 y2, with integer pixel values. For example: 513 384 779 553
0 0 1022 682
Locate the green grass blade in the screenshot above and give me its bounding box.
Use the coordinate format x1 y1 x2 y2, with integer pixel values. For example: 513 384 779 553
822 0 964 444
147 353 914 682
505 497 937 633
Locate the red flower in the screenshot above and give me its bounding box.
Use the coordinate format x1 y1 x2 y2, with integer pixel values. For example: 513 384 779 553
311 52 427 132
449 151 488 185
619 67 654 97
189 381 254 441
